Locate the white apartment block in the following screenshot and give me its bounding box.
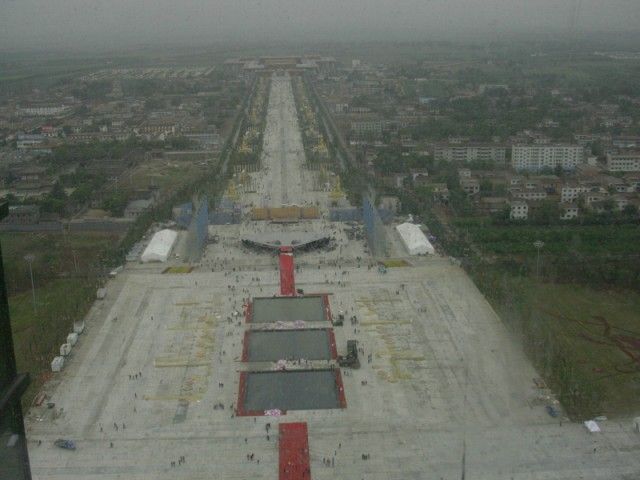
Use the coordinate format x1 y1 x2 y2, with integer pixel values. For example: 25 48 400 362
606 152 640 172
561 184 591 203
509 201 528 220
560 204 579 220
512 145 584 171
510 189 547 201
434 144 507 165
350 120 384 135
17 104 71 117
16 134 45 149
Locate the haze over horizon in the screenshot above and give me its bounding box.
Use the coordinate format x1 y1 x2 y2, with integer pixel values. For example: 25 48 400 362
2 0 640 52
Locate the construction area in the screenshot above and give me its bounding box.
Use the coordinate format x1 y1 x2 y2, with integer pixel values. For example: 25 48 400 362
24 73 640 480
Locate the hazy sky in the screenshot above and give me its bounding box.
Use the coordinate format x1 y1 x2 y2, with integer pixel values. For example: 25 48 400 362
1 0 639 51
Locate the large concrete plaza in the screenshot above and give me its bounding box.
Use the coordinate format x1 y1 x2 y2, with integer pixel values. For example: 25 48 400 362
25 73 640 479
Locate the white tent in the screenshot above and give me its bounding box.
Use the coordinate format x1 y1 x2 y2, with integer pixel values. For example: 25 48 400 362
51 356 64 372
395 222 435 255
141 229 178 263
584 420 601 433
60 343 71 356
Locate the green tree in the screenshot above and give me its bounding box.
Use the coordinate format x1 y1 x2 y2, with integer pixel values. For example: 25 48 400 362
480 179 493 195
102 191 128 217
532 200 560 225
622 204 639 217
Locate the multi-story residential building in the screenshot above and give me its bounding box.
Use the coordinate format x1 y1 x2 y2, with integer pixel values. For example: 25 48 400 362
434 144 507 165
332 103 349 114
460 178 480 195
124 199 153 219
560 204 579 220
184 132 221 150
40 125 59 137
624 174 640 191
561 183 592 203
536 175 562 193
66 132 131 143
509 200 528 220
136 115 178 139
612 194 630 211
430 183 450 203
574 134 602 147
16 134 45 150
17 104 71 117
510 188 548 201
612 136 640 148
350 117 385 137
574 133 613 148
585 192 608 206
512 145 584 171
606 152 640 172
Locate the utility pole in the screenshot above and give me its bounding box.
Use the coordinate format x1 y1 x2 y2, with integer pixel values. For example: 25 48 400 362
23 254 36 312
534 240 545 279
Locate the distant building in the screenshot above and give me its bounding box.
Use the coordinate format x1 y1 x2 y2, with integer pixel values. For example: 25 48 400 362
560 204 579 220
17 104 71 117
13 166 48 182
561 184 592 203
457 168 472 178
184 132 221 150
332 103 349 114
434 144 507 165
409 169 429 185
430 183 450 203
606 152 640 172
224 55 337 76
511 145 584 171
460 177 480 195
40 125 59 137
16 134 45 150
509 200 529 220
66 132 131 143
612 136 640 149
136 118 177 138
1 205 40 224
124 199 152 219
510 188 547 201
350 117 385 137
612 194 630 211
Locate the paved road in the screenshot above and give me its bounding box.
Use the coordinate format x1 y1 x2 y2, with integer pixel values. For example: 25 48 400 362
256 74 307 208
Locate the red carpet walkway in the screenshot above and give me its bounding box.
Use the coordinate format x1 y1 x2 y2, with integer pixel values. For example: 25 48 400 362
279 247 296 296
279 422 311 480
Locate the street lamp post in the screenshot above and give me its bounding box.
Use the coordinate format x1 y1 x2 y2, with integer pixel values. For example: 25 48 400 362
71 250 78 274
23 254 36 311
533 240 545 280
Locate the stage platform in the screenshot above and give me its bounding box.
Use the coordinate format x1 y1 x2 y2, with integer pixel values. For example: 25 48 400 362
242 329 337 362
250 296 329 323
237 369 346 415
